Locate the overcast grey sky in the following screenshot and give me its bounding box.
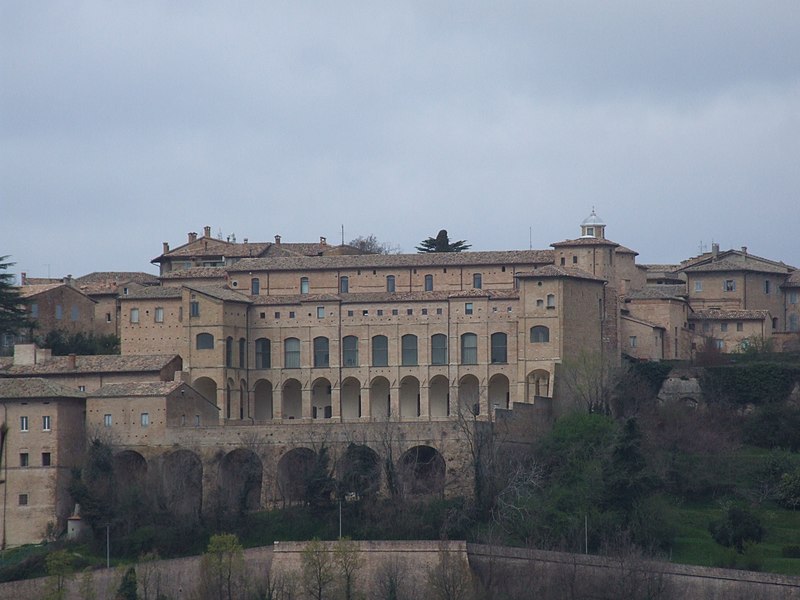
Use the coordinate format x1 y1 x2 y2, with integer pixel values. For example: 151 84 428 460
2 2 799 280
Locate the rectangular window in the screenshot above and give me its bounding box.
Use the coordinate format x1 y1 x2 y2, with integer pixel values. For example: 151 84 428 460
694 281 703 292
339 276 349 293
736 322 744 332
300 277 309 294
764 280 771 294
377 309 384 316
702 322 710 332
20 416 28 432
790 291 799 304
55 304 63 320
20 453 29 467
190 301 200 317
123 287 129 295
572 256 578 264
70 305 79 321
714 339 724 350
30 302 38 318
362 310 368 316
724 279 736 292
42 415 51 431
106 312 112 323
401 335 418 366
317 306 325 319
437 308 443 315
546 294 556 308
422 308 428 315
154 307 164 323
251 278 260 295
465 302 473 315
720 323 728 332
42 452 51 467
560 257 566 266
406 308 413 315
392 309 398 316
347 310 354 317
195 415 201 426
289 311 295 318
78 385 86 391
386 276 396 293
141 413 150 427
629 336 637 348
19 494 28 506
372 336 389 367
104 414 112 427
274 311 280 319
688 323 695 331
130 308 139 324
425 274 433 291
473 273 482 289
431 334 448 365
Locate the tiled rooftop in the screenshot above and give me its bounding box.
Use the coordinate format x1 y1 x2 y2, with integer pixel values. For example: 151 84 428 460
550 237 620 248
90 381 184 397
516 265 606 282
0 378 86 399
0 354 180 376
160 267 227 280
627 285 688 300
682 258 792 275
688 309 771 321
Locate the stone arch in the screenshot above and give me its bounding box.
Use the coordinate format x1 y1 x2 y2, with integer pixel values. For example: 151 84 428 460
341 377 361 420
157 450 202 521
489 373 510 410
114 450 148 507
283 378 302 419
219 448 263 515
193 376 218 406
398 445 446 496
312 377 332 419
458 374 481 415
370 376 390 418
399 376 420 418
337 443 380 499
429 375 450 417
527 369 550 400
277 447 316 504
254 379 274 420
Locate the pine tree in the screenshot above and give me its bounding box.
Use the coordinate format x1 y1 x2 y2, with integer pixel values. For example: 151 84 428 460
416 230 471 253
0 256 31 340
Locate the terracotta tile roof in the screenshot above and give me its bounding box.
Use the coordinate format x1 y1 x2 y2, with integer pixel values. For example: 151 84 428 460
153 238 270 262
160 267 227 280
615 245 638 255
782 271 800 288
228 250 554 273
516 265 606 282
682 258 792 275
627 285 688 300
22 277 62 285
689 309 770 321
249 289 520 306
90 381 184 397
122 287 183 300
621 314 665 329
186 285 252 303
0 354 180 376
551 237 620 248
0 378 86 399
18 283 64 298
641 264 682 273
76 272 159 295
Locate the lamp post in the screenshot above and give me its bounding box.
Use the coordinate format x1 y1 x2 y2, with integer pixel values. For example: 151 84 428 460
106 523 110 568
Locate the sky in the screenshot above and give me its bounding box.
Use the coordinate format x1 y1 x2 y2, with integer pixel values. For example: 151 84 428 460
2 2 799 281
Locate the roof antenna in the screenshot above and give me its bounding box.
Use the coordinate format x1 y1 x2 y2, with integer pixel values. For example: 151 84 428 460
341 224 345 246
529 226 532 250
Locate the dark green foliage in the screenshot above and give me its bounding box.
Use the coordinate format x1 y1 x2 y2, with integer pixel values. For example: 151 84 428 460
338 443 380 499
304 446 336 507
602 419 656 517
709 504 764 552
115 566 137 600
39 330 120 355
782 545 800 558
628 361 673 394
701 364 800 405
743 404 800 451
0 256 31 342
777 467 800 510
416 230 471 253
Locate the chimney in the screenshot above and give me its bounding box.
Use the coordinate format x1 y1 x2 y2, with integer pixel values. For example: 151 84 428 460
188 232 198 243
162 242 170 254
320 236 327 246
274 235 281 245
68 353 77 370
64 274 73 287
21 272 27 285
711 243 719 261
204 226 212 238
741 246 748 255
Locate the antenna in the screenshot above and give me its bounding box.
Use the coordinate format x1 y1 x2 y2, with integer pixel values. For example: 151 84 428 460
529 227 532 250
341 225 345 246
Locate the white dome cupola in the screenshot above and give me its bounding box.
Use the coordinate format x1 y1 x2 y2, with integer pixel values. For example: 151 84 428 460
580 208 606 239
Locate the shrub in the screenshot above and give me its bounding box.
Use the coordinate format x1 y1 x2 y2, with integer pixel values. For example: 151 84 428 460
709 505 764 553
781 545 800 558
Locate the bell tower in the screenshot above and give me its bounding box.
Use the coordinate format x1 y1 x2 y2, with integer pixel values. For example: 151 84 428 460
580 208 606 239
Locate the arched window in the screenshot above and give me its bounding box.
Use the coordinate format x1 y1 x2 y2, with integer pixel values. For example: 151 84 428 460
491 332 507 363
300 277 309 294
238 338 246 368
313 337 330 368
372 335 388 367
225 337 233 367
473 273 482 289
530 326 550 343
461 333 478 365
340 276 349 293
772 317 779 330
386 275 396 293
255 338 271 369
401 334 418 366
284 338 300 369
251 278 260 295
424 274 433 291
546 294 556 308
431 334 448 365
196 333 214 350
343 335 358 367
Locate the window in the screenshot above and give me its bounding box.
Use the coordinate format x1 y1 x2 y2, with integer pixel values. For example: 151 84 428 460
347 310 354 317
406 308 413 315
764 280 771 294
195 415 201 426
688 323 696 331
289 311 295 318
720 323 728 332
694 281 702 292
401 334 418 366
586 226 594 236
391 309 398 316
537 299 543 307
377 309 384 316
78 385 85 391
255 338 271 368
465 302 473 315
239 338 246 368
572 256 578 264
20 453 29 467
437 308 443 315
225 337 233 367
313 337 330 367
251 278 260 295
130 308 139 324
546 294 556 308
155 307 164 323
724 279 736 292
736 322 744 332
141 413 150 427
274 311 280 319
55 304 63 320
772 317 779 330
196 333 214 349
41 452 51 467
530 326 550 343
30 302 38 318
104 414 112 427
20 416 28 432
284 338 301 369
421 308 428 315
629 336 637 348
42 415 51 431
702 322 710 332
340 276 349 293
473 273 482 289
70 305 79 321
714 339 724 350
386 275 396 293
461 333 478 364
790 291 798 305
560 257 566 266
363 310 369 316
300 277 309 294
317 306 325 319
789 314 799 332
123 287 129 295
343 336 359 367
18 494 28 506
491 332 507 363
190 301 200 317
425 274 433 291
431 334 448 365
372 335 388 366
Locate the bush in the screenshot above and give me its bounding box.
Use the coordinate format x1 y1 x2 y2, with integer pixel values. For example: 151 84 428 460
781 545 800 558
709 504 764 553
743 405 800 451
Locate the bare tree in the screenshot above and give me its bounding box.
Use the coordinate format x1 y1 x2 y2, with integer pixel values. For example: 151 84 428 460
334 537 363 600
425 540 475 600
301 539 336 600
371 556 420 600
349 235 401 255
559 350 622 415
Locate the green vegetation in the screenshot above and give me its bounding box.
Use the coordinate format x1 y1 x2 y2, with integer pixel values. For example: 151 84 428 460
0 256 31 351
38 329 120 355
416 229 471 253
